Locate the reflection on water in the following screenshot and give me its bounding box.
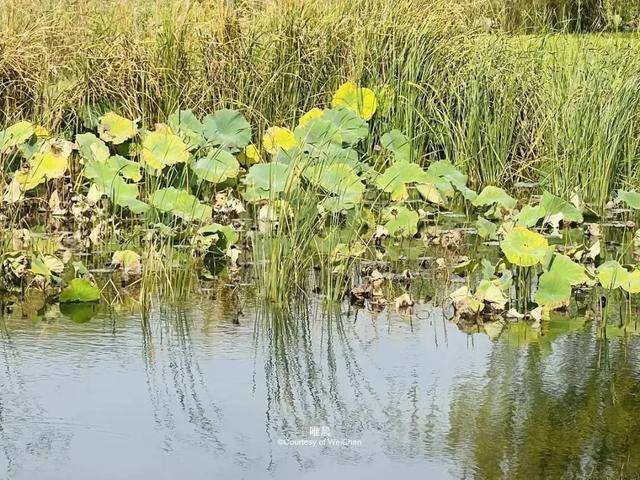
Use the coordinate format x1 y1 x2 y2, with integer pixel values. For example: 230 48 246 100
1 294 640 479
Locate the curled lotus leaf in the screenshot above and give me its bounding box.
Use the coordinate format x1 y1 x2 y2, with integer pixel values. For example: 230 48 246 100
237 144 262 166
500 227 549 267
425 161 476 201
540 191 583 225
84 161 148 214
382 204 419 238
514 204 546 228
168 109 204 150
193 148 239 184
304 163 365 211
75 133 110 163
472 186 517 210
195 223 239 249
12 139 73 193
331 81 377 120
141 128 190 170
98 112 137 145
149 187 212 223
263 127 299 154
476 216 498 240
202 109 251 151
111 250 142 277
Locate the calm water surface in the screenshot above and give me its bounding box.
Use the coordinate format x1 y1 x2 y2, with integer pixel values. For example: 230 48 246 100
1 296 640 479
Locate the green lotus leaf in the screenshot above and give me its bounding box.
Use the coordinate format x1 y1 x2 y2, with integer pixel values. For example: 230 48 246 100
294 115 342 146
622 269 640 294
416 182 446 205
331 81 377 121
168 109 204 149
382 204 419 238
380 129 411 161
242 162 296 202
193 148 239 184
549 254 588 285
149 187 212 223
84 160 148 214
304 163 364 211
425 161 476 201
60 278 100 303
141 128 190 170
472 186 517 210
196 223 239 246
98 112 137 145
0 121 35 152
535 269 572 309
76 133 110 163
617 190 640 210
202 109 251 151
540 191 583 224
322 107 369 146
476 216 498 240
597 260 629 290
500 226 549 267
514 204 546 228
375 160 430 201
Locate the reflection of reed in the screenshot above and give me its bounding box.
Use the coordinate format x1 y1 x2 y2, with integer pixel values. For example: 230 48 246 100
447 330 640 479
140 301 223 453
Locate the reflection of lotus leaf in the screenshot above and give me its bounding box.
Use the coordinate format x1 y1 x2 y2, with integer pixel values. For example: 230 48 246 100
60 302 99 323
375 161 430 201
242 162 295 202
380 129 411 161
98 112 137 144
76 133 110 163
202 109 251 151
149 187 212 223
192 148 239 184
597 260 629 290
331 81 377 120
472 186 517 210
382 204 419 238
168 109 204 149
60 278 100 303
263 127 298 154
141 128 190 170
500 227 549 266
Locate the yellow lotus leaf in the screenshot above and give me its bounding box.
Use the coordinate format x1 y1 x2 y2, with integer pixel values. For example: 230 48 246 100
141 129 190 169
298 108 324 127
98 112 137 144
262 127 298 154
237 144 262 166
331 81 377 121
30 138 73 180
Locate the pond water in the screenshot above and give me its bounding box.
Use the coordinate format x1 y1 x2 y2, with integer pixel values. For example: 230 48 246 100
1 295 640 479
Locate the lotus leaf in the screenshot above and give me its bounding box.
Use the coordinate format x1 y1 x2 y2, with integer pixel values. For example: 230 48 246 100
304 163 364 211
472 186 517 210
331 81 377 120
515 204 546 228
263 127 298 154
597 260 629 290
382 204 419 238
84 161 148 214
374 161 430 201
550 254 589 285
322 108 369 146
425 161 476 201
298 107 324 127
149 187 212 222
237 144 261 166
76 133 110 163
98 112 137 144
202 109 251 151
476 216 498 240
0 121 35 153
535 268 572 309
617 190 640 210
111 250 142 277
380 129 411 161
193 148 239 184
242 162 296 202
540 191 583 225
60 278 100 303
141 128 190 170
622 269 640 294
168 109 204 149
500 227 549 267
